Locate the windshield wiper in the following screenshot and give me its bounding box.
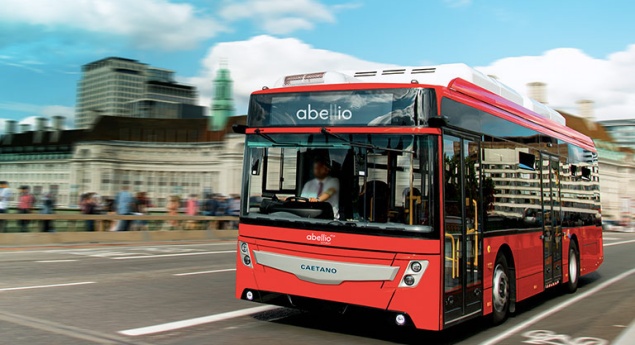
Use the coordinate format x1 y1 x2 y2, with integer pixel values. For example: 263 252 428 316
320 128 414 154
254 129 303 147
327 220 358 227
254 128 278 144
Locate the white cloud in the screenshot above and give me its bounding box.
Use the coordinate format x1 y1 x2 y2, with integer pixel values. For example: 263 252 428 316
0 104 74 133
476 45 635 121
0 0 223 50
187 35 391 113
219 0 337 34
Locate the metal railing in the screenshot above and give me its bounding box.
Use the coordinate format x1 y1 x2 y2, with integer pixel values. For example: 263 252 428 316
0 214 239 232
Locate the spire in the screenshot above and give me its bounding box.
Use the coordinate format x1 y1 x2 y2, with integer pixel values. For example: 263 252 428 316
210 60 235 131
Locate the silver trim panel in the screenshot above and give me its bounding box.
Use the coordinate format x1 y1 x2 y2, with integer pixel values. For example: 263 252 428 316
253 250 399 285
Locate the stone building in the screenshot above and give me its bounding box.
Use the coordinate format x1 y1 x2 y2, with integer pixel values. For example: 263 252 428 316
0 115 246 208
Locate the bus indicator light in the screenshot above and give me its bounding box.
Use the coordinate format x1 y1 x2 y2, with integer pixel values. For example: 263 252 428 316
411 262 422 273
395 314 406 326
403 275 415 286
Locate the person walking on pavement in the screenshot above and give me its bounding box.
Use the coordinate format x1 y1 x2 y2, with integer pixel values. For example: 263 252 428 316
166 195 180 230
115 186 133 231
0 181 12 232
82 192 99 232
185 194 199 230
40 192 55 232
17 186 35 232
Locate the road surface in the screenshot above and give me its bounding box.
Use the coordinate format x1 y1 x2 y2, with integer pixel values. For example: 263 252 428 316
1 233 634 344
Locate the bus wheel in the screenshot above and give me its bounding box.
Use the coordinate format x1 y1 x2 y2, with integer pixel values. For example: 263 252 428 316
565 241 580 293
492 255 510 324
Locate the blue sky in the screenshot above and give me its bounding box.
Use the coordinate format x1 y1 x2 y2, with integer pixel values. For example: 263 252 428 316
1 0 635 127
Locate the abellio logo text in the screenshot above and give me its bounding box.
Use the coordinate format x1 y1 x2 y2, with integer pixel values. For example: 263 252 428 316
296 104 352 121
306 233 332 243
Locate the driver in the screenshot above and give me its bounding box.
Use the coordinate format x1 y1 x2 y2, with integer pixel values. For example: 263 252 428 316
300 157 339 219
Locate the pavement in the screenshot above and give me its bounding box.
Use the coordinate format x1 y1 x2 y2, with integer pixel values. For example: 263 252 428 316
0 233 634 344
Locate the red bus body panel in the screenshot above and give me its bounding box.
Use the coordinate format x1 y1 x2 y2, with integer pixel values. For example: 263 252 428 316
237 225 443 330
237 79 603 330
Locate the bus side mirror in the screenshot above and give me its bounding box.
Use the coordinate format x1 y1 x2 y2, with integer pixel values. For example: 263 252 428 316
233 124 248 134
251 159 261 176
427 116 448 128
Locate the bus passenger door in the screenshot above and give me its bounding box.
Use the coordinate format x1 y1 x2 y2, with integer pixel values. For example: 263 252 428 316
541 154 562 287
443 134 483 325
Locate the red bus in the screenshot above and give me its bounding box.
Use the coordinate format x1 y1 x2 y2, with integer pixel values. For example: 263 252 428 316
234 64 603 330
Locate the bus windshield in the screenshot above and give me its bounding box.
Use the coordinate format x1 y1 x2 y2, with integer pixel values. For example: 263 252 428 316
241 133 438 237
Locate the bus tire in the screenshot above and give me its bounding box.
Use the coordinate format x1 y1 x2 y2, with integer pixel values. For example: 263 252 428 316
492 254 510 325
565 241 580 293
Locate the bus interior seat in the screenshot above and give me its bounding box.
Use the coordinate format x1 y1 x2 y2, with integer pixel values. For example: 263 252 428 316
359 180 389 223
337 149 356 220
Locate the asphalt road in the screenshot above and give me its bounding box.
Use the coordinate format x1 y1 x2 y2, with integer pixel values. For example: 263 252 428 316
1 233 634 345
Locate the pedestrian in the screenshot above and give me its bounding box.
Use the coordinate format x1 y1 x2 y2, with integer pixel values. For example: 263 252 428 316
228 195 240 217
202 193 214 216
115 186 133 231
186 194 199 216
104 197 118 231
40 192 55 232
133 192 150 231
228 194 240 229
0 181 12 232
185 194 199 230
215 194 228 229
166 195 180 229
17 186 35 232
82 193 98 231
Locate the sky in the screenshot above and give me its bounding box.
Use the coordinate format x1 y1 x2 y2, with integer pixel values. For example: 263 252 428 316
1 0 635 130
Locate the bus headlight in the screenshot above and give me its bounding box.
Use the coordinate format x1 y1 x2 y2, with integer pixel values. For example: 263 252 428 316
410 261 422 273
398 260 428 288
239 241 253 268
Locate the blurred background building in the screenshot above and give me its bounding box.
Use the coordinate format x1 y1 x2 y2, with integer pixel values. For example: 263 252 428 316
526 83 635 223
75 57 205 129
599 119 635 150
0 62 241 208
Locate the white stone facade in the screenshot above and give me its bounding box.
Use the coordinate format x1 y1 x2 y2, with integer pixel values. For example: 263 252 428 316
0 134 245 208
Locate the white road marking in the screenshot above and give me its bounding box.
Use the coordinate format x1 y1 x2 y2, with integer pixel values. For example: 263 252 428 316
174 268 236 276
521 330 608 345
602 237 619 240
111 250 236 260
481 267 635 345
35 260 78 263
614 318 635 345
0 281 96 292
119 305 280 336
603 239 635 247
